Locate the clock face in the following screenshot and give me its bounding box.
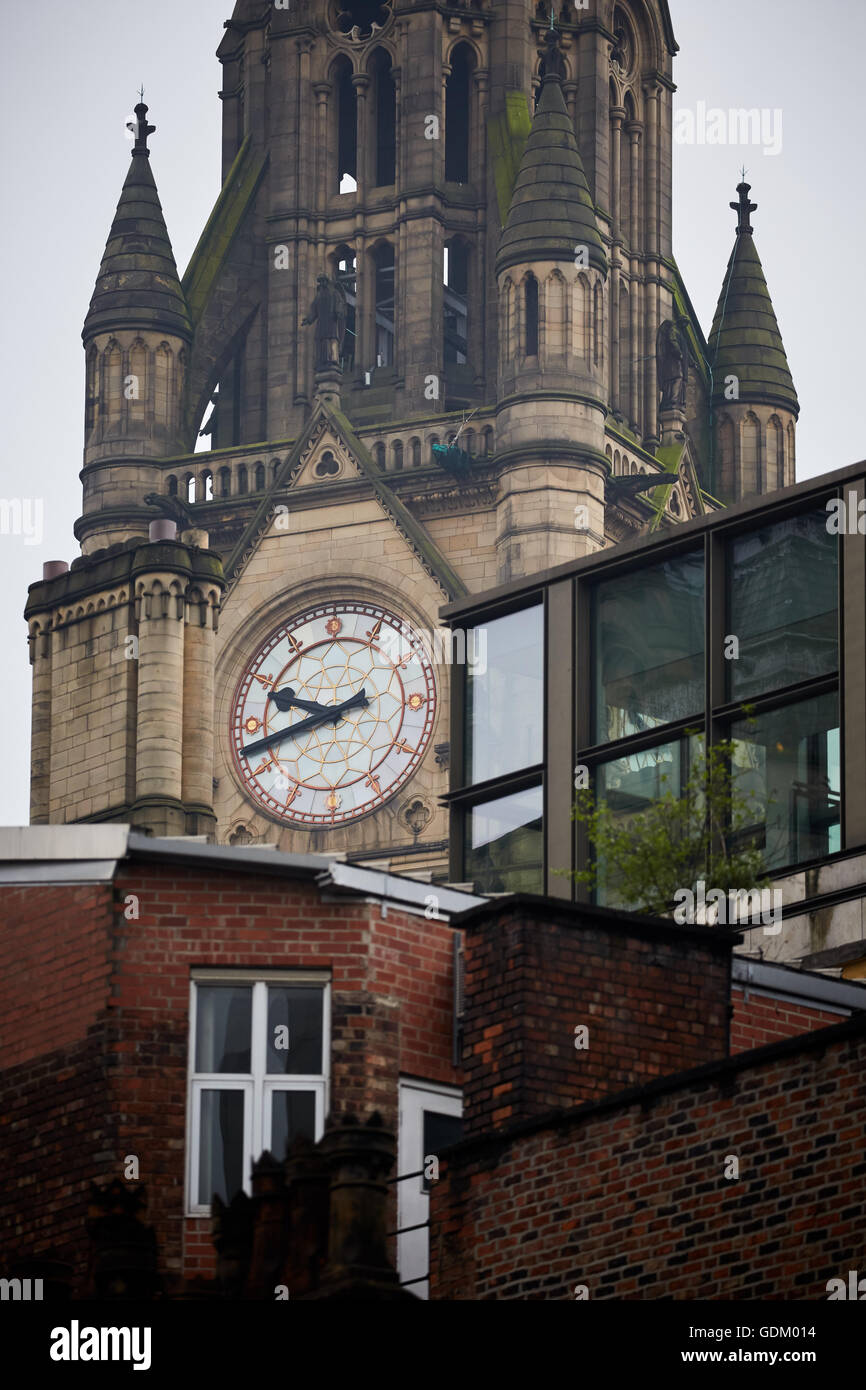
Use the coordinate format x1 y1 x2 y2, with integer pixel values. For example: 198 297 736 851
230 602 436 827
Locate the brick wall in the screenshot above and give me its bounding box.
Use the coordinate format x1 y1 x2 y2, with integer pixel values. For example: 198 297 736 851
731 986 845 1053
0 861 459 1294
457 897 733 1131
431 1016 866 1300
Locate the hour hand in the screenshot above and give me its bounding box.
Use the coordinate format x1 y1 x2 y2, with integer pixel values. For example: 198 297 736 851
269 687 327 716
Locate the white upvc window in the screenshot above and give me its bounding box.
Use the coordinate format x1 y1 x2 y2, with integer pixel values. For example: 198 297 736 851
187 970 330 1215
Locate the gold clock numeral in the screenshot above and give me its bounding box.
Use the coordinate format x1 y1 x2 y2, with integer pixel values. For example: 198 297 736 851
365 775 381 796
252 672 274 689
283 784 301 808
365 617 383 644
287 632 303 654
395 740 414 756
253 755 276 777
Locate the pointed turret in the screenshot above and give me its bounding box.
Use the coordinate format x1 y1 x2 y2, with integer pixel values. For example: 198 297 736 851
84 104 192 342
708 183 798 502
493 27 609 581
496 36 606 279
78 104 193 555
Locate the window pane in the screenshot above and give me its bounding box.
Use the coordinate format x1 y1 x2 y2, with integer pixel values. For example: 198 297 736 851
592 549 704 743
594 738 696 907
466 605 543 783
198 1089 245 1205
422 1110 464 1193
728 510 838 700
729 694 840 870
270 1091 317 1163
266 987 323 1075
466 784 543 893
195 987 252 1073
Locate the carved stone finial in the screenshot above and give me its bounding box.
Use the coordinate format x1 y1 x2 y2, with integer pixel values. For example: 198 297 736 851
127 102 156 156
731 180 758 235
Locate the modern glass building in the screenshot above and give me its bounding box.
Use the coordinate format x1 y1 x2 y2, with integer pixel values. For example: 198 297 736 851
443 462 865 902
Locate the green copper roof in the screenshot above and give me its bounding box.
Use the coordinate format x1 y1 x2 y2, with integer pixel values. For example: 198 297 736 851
496 73 607 277
83 107 192 343
707 184 797 415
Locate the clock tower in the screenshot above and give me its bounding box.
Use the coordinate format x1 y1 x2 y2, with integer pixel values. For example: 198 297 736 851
24 0 798 874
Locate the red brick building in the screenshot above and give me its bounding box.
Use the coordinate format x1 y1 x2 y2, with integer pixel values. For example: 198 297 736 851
2 831 864 1301
432 898 866 1300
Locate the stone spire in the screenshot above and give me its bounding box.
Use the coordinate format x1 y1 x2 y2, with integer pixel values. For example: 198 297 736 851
707 182 798 416
83 103 192 343
495 35 606 277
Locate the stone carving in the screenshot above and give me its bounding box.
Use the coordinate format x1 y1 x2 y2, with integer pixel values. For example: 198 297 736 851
302 275 348 369
656 318 689 412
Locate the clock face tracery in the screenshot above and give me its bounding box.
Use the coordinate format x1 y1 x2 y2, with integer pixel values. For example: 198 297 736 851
230 602 436 827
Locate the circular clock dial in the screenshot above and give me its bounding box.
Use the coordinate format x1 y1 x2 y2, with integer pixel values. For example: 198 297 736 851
230 602 436 827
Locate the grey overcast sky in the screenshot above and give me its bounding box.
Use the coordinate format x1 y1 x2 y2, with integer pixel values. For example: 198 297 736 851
0 0 862 826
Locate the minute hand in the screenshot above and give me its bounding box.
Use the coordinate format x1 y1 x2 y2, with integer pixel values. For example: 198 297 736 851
241 690 369 759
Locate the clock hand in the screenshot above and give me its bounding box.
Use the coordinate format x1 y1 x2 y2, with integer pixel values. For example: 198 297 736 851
241 689 369 759
268 687 329 716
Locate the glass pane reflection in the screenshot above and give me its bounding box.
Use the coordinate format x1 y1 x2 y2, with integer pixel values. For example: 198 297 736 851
466 606 543 784
593 550 704 744
195 987 252 1073
728 510 838 701
466 784 543 893
729 694 840 870
198 1089 244 1205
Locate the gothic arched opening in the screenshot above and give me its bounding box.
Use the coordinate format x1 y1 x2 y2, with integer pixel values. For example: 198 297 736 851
446 44 473 183
334 57 358 194
524 275 539 357
336 2 390 38
369 49 396 186
373 242 395 366
444 238 469 365
334 244 357 368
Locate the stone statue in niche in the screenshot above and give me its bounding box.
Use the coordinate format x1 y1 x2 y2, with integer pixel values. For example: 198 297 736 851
302 275 348 369
656 318 690 412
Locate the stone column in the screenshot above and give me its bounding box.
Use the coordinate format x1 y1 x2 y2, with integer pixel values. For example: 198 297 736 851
609 108 625 419
134 568 186 834
628 120 643 433
182 579 219 834
644 82 662 447
28 620 52 824
353 75 370 195
313 81 331 210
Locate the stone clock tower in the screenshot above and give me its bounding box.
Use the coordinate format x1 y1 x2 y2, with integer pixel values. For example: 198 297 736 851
24 0 798 875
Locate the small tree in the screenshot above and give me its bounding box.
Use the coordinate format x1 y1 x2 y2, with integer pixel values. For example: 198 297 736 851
570 732 769 917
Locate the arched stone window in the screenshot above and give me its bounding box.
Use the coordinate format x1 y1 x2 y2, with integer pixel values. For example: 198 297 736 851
85 346 99 437
369 49 396 186
167 475 178 497
445 43 474 183
129 340 147 423
315 450 340 478
374 442 386 468
546 271 567 357
444 238 470 365
392 440 404 470
742 414 761 494
154 343 172 423
202 469 214 502
787 421 796 475
483 426 494 455
238 464 248 495
334 244 357 368
255 462 265 491
574 274 591 361
185 473 196 505
718 416 735 492
410 437 421 468
613 450 621 475
219 467 231 498
334 56 357 194
464 428 476 455
105 340 123 426
524 274 539 356
618 285 630 409
768 417 784 492
373 243 395 366
593 282 603 366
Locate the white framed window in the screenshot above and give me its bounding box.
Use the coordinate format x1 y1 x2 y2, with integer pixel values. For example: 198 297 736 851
187 971 330 1215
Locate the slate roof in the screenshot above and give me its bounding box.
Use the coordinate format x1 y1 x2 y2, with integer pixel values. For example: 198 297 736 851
496 71 607 277
83 115 192 343
708 189 798 415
